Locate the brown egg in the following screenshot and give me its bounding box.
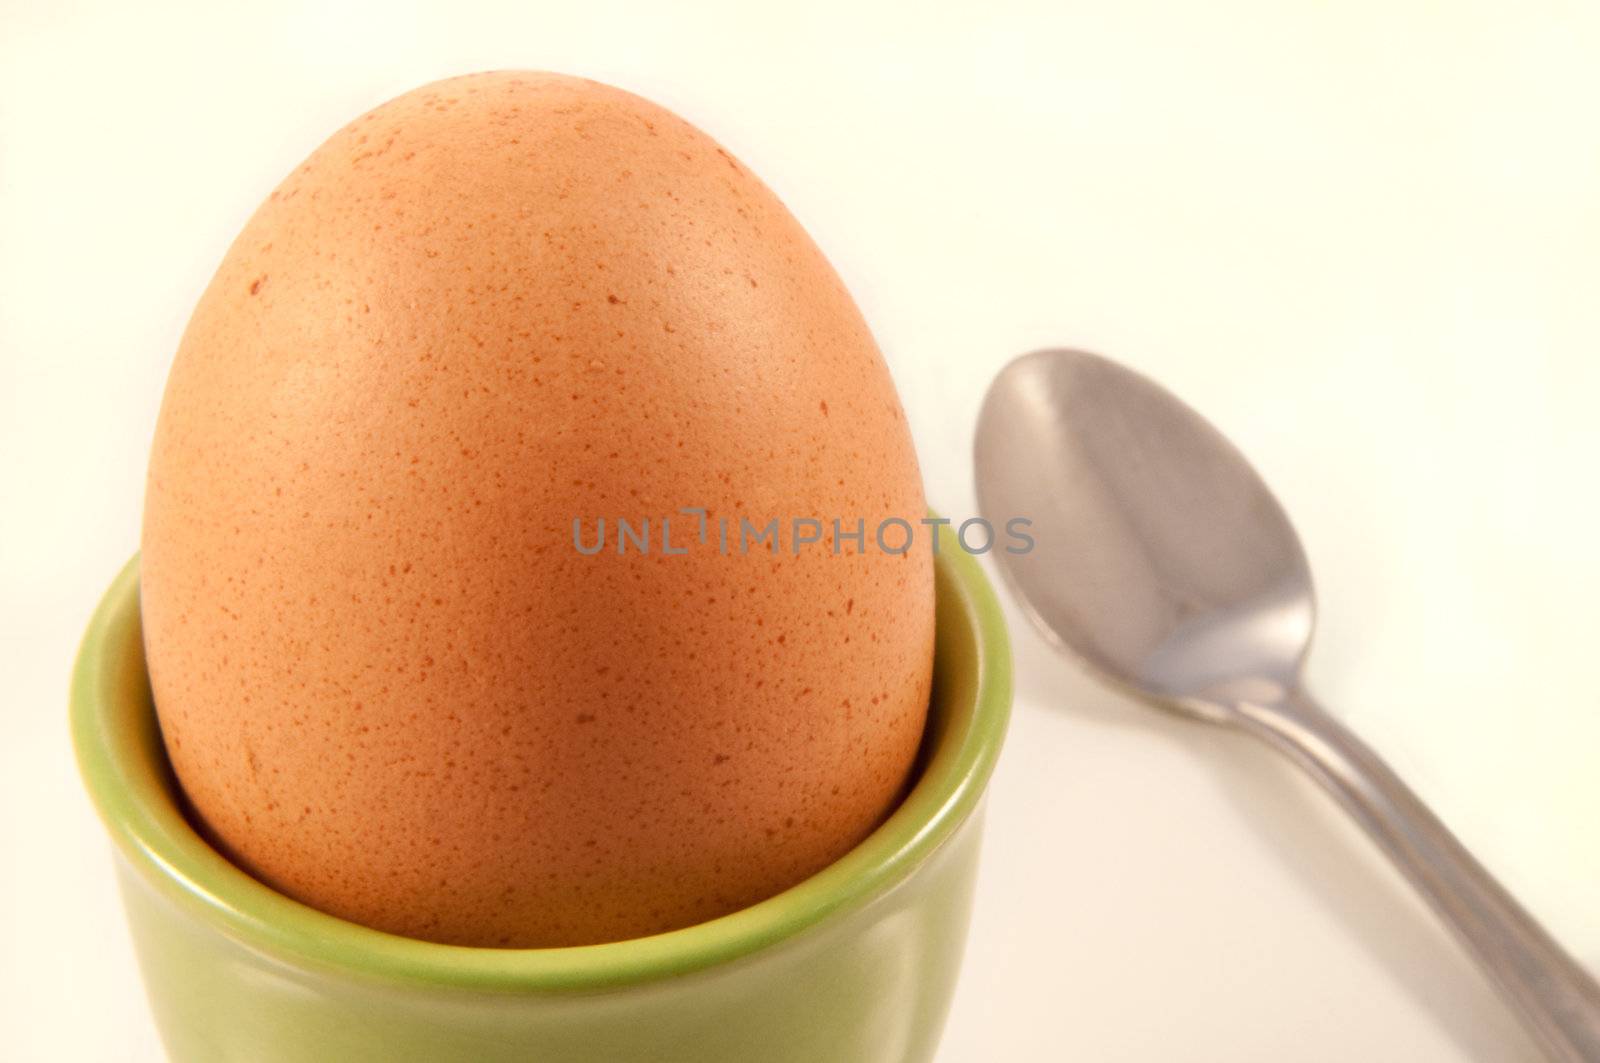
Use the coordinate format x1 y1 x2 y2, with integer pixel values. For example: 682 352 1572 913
140 72 933 947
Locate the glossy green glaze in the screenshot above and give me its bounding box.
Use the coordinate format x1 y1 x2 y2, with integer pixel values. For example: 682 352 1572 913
72 539 1012 1062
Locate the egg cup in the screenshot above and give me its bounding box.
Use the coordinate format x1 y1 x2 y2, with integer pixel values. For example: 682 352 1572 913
72 536 1011 1063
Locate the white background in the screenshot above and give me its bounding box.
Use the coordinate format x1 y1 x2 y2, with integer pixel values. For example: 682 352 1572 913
4 2 1598 1060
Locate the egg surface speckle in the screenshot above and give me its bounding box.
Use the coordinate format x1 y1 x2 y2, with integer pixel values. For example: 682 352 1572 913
141 71 933 947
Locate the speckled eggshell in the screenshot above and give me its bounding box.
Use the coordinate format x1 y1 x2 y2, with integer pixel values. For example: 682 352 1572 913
140 72 934 947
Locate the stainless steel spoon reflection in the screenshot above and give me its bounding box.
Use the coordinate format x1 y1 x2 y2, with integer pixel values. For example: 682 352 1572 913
974 348 1600 1062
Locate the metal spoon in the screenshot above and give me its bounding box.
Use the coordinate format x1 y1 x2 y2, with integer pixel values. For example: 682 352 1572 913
974 348 1600 1062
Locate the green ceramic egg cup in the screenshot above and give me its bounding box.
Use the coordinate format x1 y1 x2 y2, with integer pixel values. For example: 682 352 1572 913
72 538 1012 1063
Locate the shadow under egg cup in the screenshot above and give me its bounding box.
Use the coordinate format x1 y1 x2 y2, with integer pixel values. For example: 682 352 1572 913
72 541 1012 1063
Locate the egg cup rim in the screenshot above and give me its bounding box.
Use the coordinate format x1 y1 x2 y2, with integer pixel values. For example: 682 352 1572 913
71 536 1012 993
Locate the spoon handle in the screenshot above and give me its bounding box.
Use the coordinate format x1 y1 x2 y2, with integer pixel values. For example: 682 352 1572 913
1235 687 1600 1063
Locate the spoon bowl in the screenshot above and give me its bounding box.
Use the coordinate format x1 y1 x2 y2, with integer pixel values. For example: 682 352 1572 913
975 349 1313 711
